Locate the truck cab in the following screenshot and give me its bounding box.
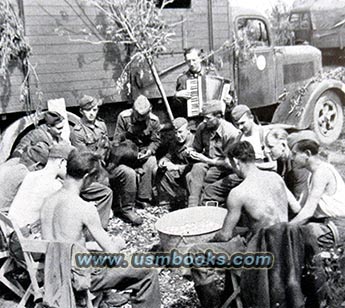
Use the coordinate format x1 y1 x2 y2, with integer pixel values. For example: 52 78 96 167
229 5 345 144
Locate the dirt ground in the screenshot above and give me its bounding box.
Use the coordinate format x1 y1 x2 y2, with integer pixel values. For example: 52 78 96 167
1 134 345 308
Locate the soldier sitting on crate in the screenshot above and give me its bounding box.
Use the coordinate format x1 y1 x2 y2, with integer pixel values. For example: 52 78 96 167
188 141 292 308
113 95 161 209
156 117 194 210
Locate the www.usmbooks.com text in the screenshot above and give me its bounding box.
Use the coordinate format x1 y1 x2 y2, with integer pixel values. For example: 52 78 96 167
75 249 274 269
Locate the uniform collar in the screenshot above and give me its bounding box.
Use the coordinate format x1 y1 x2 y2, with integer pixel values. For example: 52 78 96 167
81 117 101 128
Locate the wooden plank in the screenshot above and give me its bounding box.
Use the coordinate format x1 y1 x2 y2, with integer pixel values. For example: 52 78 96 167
24 4 97 16
24 0 91 7
27 35 105 46
29 44 102 55
36 70 116 84
30 52 105 65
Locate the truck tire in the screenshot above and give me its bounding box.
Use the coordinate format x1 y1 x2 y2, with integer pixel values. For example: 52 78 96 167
0 111 80 164
311 91 343 144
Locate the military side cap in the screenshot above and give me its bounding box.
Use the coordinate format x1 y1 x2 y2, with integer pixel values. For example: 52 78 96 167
173 117 188 129
49 144 74 160
231 104 251 122
287 130 320 149
80 95 98 110
26 142 50 165
44 111 64 125
133 95 151 115
202 100 223 115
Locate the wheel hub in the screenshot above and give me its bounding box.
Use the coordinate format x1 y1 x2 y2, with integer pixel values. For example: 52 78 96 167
317 100 338 136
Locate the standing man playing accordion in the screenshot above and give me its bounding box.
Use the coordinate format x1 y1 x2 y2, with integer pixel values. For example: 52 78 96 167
175 48 218 126
175 47 233 128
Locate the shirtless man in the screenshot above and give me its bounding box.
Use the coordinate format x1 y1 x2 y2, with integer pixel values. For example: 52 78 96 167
40 150 161 308
189 141 292 308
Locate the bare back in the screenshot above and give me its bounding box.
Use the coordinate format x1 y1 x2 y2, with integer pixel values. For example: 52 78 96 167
40 189 89 245
231 169 288 233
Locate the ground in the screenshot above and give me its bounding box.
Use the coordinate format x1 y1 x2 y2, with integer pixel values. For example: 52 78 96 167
1 134 345 308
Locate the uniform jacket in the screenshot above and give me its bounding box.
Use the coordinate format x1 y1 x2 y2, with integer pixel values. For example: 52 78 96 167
113 109 161 154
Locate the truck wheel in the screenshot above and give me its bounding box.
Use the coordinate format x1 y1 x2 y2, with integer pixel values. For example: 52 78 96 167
312 91 343 144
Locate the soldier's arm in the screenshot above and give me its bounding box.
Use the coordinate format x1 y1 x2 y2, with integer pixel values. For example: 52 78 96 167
113 113 127 145
83 203 125 253
147 119 161 155
212 189 243 242
290 167 329 224
70 127 88 151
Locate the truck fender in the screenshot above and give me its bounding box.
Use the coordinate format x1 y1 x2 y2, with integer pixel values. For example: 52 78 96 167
0 111 80 164
272 78 345 144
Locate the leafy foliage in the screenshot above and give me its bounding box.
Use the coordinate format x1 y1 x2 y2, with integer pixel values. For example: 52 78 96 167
0 0 42 113
267 0 293 46
0 0 31 79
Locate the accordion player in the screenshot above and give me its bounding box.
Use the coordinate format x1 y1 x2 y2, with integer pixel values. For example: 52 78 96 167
186 75 230 117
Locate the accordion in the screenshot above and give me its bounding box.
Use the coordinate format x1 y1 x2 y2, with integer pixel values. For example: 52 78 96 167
186 75 230 117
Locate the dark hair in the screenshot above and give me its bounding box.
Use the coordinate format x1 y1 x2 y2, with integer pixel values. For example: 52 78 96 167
228 141 255 163
67 150 101 179
295 140 319 155
183 47 202 58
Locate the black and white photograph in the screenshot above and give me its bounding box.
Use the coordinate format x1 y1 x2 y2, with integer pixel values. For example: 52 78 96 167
1 0 345 307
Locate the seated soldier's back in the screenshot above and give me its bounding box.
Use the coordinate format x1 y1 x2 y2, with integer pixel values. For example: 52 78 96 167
238 169 288 233
41 190 89 245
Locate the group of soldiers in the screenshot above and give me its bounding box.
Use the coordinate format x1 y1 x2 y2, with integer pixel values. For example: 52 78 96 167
1 46 345 307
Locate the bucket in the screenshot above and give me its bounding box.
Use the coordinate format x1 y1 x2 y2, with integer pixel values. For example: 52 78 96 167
155 206 227 252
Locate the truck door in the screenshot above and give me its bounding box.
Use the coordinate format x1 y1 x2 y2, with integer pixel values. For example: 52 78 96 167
234 17 276 109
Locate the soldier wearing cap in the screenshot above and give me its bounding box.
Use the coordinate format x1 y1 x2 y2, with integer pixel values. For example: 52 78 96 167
0 142 50 211
70 95 114 229
71 95 109 160
199 104 279 207
288 130 345 248
113 95 161 212
12 111 66 157
156 117 194 209
186 100 240 207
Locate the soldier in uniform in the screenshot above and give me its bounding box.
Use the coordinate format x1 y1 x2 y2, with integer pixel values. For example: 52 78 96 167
71 94 113 230
156 117 194 209
12 111 66 157
113 95 161 209
71 95 109 161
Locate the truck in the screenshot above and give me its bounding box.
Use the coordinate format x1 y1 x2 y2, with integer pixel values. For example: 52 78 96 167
1 0 345 162
289 0 345 58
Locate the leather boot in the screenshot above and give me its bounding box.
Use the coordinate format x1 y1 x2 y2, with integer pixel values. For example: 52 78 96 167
195 282 221 308
118 190 143 226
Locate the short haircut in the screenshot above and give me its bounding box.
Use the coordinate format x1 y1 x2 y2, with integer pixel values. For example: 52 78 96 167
295 140 319 155
184 47 201 58
228 141 256 163
266 128 288 143
67 150 101 180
